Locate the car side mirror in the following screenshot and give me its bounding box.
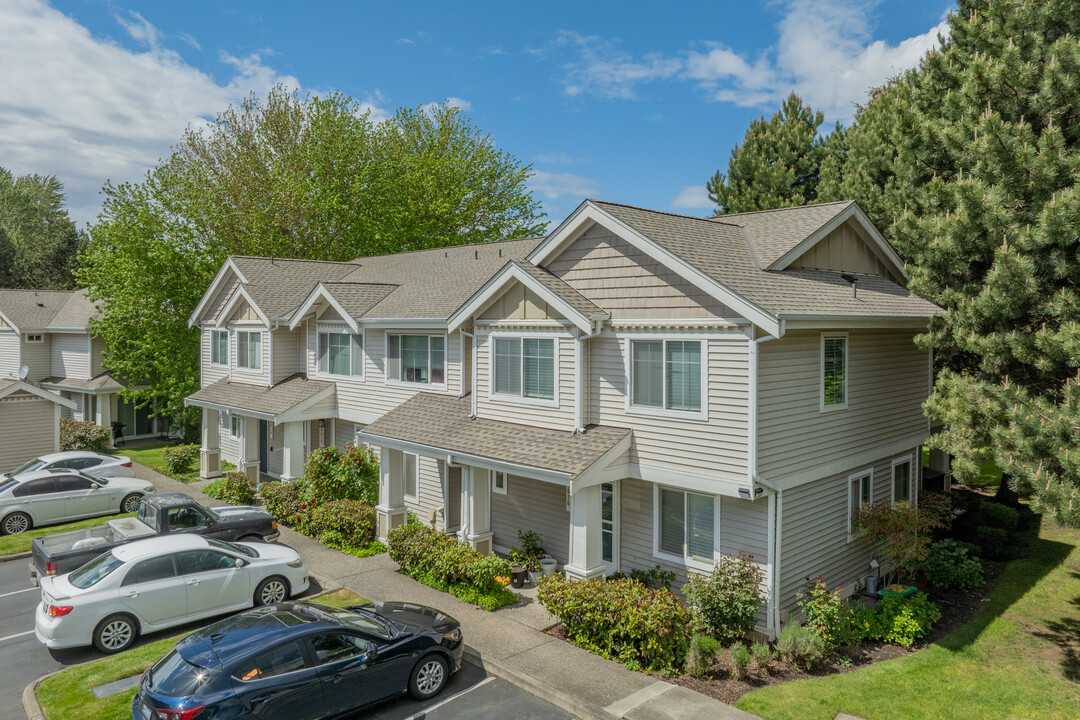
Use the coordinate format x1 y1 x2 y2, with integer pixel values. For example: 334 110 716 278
234 558 244 568
360 647 377 663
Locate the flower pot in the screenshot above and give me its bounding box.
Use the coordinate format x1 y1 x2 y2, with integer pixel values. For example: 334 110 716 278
510 566 528 589
877 584 918 598
528 570 541 586
539 556 558 577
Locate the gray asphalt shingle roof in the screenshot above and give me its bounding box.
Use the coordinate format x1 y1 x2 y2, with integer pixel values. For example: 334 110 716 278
512 261 607 319
186 374 334 416
41 373 125 391
360 392 631 478
0 289 98 330
707 200 857 269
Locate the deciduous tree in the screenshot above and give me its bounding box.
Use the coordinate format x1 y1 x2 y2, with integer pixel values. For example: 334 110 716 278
0 168 86 289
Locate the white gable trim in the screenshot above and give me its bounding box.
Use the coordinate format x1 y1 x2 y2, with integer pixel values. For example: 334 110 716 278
527 202 781 336
0 310 20 333
188 258 249 328
214 286 270 329
768 203 907 277
448 261 605 336
0 381 77 408
289 284 359 332
275 384 337 423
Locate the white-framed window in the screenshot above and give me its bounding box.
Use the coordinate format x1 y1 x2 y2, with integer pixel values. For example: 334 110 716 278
492 470 507 495
230 416 241 438
24 333 43 343
386 334 445 386
491 336 556 402
821 332 848 411
892 455 914 505
317 328 363 379
219 413 228 431
210 330 229 366
848 468 873 540
236 331 262 371
655 485 716 567
626 337 706 420
403 452 418 500
73 394 84 415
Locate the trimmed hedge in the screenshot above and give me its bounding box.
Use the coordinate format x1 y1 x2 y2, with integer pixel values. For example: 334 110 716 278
310 500 377 549
59 419 110 453
537 574 690 673
161 444 200 476
260 480 305 524
204 471 256 506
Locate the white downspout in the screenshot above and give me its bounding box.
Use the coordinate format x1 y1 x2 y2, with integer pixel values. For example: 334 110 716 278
748 327 781 634
574 333 584 433
461 330 477 418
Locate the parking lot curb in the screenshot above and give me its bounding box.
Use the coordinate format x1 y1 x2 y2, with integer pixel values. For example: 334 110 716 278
1 551 32 563
21 668 62 720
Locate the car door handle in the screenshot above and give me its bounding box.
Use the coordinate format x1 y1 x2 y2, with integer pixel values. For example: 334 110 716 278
126 591 138 598
250 692 273 706
322 674 343 684
187 580 200 586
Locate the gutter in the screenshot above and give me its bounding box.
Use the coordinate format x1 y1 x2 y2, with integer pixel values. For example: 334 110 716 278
755 474 783 636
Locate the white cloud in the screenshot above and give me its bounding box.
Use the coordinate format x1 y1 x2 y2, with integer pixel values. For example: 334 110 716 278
396 38 415 46
529 170 598 201
556 30 681 100
446 97 472 111
671 185 715 211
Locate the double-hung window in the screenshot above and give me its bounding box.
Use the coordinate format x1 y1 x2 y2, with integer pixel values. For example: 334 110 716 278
210 330 229 366
848 469 873 538
387 334 445 385
821 333 848 410
892 456 913 505
403 452 418 500
230 416 241 438
318 329 363 378
629 339 704 417
657 487 715 565
236 331 262 371
492 336 555 401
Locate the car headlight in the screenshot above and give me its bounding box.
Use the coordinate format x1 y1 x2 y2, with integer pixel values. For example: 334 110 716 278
443 628 462 643
287 559 304 568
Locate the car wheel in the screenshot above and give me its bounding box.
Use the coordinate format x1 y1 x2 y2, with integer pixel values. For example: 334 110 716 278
408 654 448 700
238 534 264 543
1 512 31 535
254 576 289 606
93 614 137 654
121 494 143 514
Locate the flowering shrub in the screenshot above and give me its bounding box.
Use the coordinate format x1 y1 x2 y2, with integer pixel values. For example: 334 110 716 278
387 521 511 595
204 471 256 506
537 574 690 673
923 539 985 591
303 444 379 506
310 500 377 550
683 552 764 644
260 480 305 524
161 444 200 475
59 419 110 453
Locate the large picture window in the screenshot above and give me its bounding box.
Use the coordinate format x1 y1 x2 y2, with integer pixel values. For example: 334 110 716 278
493 336 555 401
236 331 262 371
210 330 229 366
318 330 363 378
387 334 445 385
657 487 715 564
630 339 702 415
822 333 848 409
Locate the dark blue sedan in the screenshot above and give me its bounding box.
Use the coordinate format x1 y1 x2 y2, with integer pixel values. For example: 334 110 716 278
132 600 464 720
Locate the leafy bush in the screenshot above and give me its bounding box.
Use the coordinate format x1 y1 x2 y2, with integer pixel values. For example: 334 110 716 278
630 565 677 591
161 444 200 475
750 641 773 671
310 500 376 550
855 492 952 583
537 574 690 673
978 501 1019 531
923 539 985 591
687 634 721 677
861 592 940 646
260 480 305 524
797 576 859 650
510 529 546 572
59 419 110 453
729 642 751 680
776 623 827 669
387 521 512 596
975 526 1011 559
203 471 255 506
684 552 764 644
303 445 378 506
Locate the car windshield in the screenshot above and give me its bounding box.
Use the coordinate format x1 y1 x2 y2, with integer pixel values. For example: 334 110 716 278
306 603 392 640
206 538 257 558
148 649 216 695
68 552 125 589
11 459 45 475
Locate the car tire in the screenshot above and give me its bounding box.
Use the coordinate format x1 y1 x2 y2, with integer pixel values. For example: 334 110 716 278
238 534 264 543
120 494 143 514
93 614 138 654
1 512 31 535
254 575 290 606
408 654 449 700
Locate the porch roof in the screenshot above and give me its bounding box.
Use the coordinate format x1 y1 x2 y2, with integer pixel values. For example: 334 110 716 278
184 374 335 422
41 373 125 392
358 392 631 480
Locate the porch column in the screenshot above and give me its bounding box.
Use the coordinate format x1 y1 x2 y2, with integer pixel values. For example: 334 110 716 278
199 408 222 479
376 448 407 541
238 416 260 484
96 392 114 449
281 421 306 482
564 483 605 580
462 467 493 555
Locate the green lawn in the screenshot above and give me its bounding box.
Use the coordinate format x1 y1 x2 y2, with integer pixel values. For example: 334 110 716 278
0 512 134 557
36 589 370 720
737 519 1080 720
113 444 198 483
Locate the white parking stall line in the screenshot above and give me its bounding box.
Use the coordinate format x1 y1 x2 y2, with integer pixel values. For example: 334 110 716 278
407 676 495 720
0 630 35 644
0 587 37 600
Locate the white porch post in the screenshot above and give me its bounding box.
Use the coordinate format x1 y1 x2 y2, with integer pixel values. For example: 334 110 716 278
281 421 306 482
564 483 606 580
199 408 222 479
376 447 407 541
462 466 493 555
96 392 114 449
238 416 260 484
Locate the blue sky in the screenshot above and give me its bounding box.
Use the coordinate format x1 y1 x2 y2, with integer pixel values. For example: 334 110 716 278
1 0 951 228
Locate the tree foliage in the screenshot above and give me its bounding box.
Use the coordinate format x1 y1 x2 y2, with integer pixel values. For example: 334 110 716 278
78 87 545 432
0 167 86 289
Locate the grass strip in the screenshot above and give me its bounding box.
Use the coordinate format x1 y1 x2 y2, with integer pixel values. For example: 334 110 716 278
0 512 134 557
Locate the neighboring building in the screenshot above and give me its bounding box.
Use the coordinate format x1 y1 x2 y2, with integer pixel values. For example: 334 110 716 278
0 378 76 471
186 199 942 636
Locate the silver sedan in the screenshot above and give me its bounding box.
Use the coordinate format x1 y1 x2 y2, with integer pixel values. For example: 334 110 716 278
4 451 135 480
0 469 154 534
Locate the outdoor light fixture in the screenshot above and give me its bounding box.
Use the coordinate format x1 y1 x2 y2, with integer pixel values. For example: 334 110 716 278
738 487 751 499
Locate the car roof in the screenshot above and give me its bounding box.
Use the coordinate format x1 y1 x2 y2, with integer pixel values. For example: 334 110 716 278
111 534 213 562
9 468 82 482
35 451 109 461
144 492 195 507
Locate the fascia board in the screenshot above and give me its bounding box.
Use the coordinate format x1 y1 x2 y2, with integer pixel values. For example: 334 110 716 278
448 263 597 335
188 258 247 328
215 287 270 329
768 204 907 279
289 284 359 332
0 381 77 408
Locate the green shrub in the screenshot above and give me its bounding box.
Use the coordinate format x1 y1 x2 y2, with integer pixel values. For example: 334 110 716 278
978 501 1019 531
729 642 751 680
537 574 690 673
975 526 1011 559
630 565 676 591
161 444 200 476
260 480 305 524
59 419 110 453
410 569 517 611
510 529 546 572
862 592 940 646
387 521 512 596
337 444 379 506
303 445 378 506
687 634 721 677
203 471 256 505
923 539 985 591
797 575 859 651
750 641 773 671
310 500 376 550
684 552 764 644
776 622 827 669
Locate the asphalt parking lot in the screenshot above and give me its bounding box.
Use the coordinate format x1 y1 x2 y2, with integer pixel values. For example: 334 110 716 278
0 553 572 720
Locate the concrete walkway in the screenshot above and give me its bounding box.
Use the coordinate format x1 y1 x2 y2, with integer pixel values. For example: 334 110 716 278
137 465 759 720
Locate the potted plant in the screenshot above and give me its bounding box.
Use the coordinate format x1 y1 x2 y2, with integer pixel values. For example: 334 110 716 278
511 529 546 585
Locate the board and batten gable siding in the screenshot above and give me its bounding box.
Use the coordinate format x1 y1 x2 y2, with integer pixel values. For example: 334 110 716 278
788 220 904 284
272 327 304 383
474 329 576 432
490 474 570 563
544 223 734 319
51 334 90 380
589 331 750 480
91 336 107 377
478 284 558 322
0 393 58 470
201 329 229 386
21 334 50 382
0 331 19 377
757 329 929 480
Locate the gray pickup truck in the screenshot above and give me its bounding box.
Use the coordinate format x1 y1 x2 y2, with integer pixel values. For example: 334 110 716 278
30 492 279 584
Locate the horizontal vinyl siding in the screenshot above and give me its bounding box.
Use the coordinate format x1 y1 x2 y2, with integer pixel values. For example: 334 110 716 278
51 334 90 380
474 330 576 432
405 455 446 531
334 420 358 450
490 474 570 563
21 336 50 382
0 331 19 377
231 327 270 387
220 424 241 467
91 336 106 376
757 329 930 479
590 331 750 480
0 395 56 470
272 328 303 383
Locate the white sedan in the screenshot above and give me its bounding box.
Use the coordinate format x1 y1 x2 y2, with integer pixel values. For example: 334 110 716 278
0 469 154 534
35 535 310 653
4 451 135 480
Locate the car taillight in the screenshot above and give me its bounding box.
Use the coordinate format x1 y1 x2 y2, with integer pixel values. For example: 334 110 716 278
155 707 205 720
47 605 73 617
45 561 56 576
121 461 132 468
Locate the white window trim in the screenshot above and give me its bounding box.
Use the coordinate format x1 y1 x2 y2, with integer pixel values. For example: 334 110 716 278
234 329 264 373
847 468 873 542
651 484 719 571
230 415 241 438
623 335 709 422
403 452 419 502
384 333 448 390
316 325 365 382
891 454 915 506
487 333 560 408
820 331 849 412
492 470 507 495
209 330 229 368
24 333 44 343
